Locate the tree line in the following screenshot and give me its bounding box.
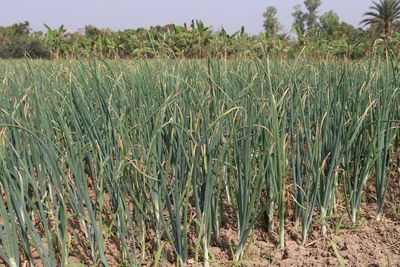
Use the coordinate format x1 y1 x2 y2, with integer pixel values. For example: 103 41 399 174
1 0 400 60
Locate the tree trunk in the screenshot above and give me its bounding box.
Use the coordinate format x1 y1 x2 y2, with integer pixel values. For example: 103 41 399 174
384 21 390 40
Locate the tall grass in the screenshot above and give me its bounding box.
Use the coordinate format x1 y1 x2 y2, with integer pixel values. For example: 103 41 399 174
0 57 398 266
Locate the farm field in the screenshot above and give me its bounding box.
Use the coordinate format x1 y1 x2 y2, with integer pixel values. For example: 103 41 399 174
0 58 399 266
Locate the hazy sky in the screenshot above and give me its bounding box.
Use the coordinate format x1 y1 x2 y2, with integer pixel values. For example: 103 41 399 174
2 1 371 35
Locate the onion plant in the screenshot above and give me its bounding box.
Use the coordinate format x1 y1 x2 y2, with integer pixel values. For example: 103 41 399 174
0 58 398 266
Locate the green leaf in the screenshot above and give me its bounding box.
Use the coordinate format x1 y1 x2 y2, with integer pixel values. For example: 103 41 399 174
65 264 88 267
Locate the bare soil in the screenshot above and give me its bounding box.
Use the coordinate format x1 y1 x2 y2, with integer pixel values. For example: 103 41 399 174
203 217 400 267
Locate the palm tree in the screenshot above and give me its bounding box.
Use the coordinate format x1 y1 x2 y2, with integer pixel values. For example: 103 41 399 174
361 0 400 39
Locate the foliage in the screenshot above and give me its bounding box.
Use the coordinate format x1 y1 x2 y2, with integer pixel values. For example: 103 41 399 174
361 0 400 39
1 1 400 60
320 11 340 39
263 6 281 36
304 0 322 30
292 0 322 37
292 5 307 35
0 39 50 59
0 21 50 59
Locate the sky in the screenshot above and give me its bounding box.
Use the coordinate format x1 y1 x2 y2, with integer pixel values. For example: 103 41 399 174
2 0 372 35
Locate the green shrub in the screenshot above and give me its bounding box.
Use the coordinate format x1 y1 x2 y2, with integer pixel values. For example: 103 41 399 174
0 38 50 59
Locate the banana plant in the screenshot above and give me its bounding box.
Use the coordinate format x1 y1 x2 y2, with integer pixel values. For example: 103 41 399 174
43 24 70 59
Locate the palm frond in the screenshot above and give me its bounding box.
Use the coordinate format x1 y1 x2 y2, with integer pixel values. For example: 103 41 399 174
360 0 400 37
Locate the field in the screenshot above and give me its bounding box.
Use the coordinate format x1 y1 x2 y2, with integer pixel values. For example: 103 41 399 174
0 58 399 266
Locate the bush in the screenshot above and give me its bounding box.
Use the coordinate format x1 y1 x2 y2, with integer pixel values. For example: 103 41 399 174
0 38 50 59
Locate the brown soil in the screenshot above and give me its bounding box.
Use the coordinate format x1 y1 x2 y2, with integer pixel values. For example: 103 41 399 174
203 218 400 267
21 213 400 266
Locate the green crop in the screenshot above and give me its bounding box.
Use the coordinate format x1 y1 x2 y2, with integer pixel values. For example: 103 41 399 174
0 57 398 266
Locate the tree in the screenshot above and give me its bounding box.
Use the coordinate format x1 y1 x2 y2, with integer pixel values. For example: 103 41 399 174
0 21 50 59
292 5 306 35
304 0 321 30
292 0 321 37
319 12 360 41
263 6 281 35
84 25 101 41
3 21 30 39
320 11 340 39
361 0 400 39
